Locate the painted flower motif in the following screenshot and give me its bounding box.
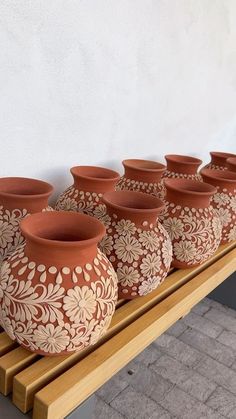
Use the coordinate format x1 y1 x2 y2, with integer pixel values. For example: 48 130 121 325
213 193 230 206
230 196 236 212
99 235 114 256
90 316 112 345
212 216 222 240
227 226 236 242
162 217 184 240
0 309 15 340
140 253 161 277
93 205 111 228
0 221 14 248
115 219 136 236
139 230 160 252
173 240 196 263
217 208 232 227
63 286 97 323
162 239 173 268
0 261 11 299
57 197 78 212
117 266 140 287
114 235 142 263
77 200 94 214
33 324 70 354
138 276 162 296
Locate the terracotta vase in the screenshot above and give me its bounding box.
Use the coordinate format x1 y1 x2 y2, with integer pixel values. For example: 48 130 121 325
201 152 236 171
0 177 53 264
100 191 172 299
163 154 202 181
55 166 120 226
0 211 118 355
227 157 236 172
115 159 166 200
201 169 236 243
159 179 222 268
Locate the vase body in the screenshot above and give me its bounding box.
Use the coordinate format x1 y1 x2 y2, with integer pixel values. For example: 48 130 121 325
0 177 53 264
159 179 222 268
163 155 202 181
55 166 120 226
0 212 118 355
116 159 166 200
201 169 236 243
101 191 172 299
227 158 236 172
201 152 236 171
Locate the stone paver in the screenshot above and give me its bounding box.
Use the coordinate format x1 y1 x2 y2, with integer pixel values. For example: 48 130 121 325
166 319 188 337
217 330 236 351
182 311 223 338
206 386 236 418
133 344 163 366
192 300 211 316
92 396 125 419
97 374 128 403
205 308 236 334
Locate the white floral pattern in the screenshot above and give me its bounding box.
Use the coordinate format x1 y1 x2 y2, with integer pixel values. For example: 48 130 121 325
116 177 165 200
114 235 143 263
162 170 202 182
138 276 162 296
0 245 118 355
210 186 236 243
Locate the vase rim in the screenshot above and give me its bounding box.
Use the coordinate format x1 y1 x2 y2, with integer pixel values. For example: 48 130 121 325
70 166 120 182
227 157 236 165
0 177 53 199
164 178 216 196
103 190 165 214
201 168 236 182
210 151 236 159
165 154 202 165
20 211 106 247
122 159 166 172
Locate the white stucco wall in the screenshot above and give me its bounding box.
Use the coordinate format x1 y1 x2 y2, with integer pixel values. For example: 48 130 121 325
0 0 236 197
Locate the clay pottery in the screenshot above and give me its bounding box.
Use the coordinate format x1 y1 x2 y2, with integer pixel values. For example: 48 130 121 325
116 159 166 200
0 177 53 264
159 179 222 268
55 166 120 226
201 169 236 243
100 191 172 299
201 152 236 171
163 154 202 181
227 157 236 172
0 211 118 355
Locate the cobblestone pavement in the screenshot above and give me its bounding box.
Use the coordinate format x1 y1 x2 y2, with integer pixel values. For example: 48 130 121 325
92 298 236 419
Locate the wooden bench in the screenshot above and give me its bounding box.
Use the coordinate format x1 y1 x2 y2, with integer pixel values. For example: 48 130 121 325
0 241 235 419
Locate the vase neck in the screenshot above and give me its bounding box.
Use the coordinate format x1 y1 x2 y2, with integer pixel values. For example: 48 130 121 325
106 204 160 226
0 194 50 211
210 152 236 167
165 155 202 175
71 166 120 193
165 188 212 208
122 160 165 183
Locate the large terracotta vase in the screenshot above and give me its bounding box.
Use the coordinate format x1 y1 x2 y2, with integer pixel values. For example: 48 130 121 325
227 157 236 172
115 159 166 200
0 177 53 264
201 152 236 171
201 169 236 243
159 179 222 268
55 166 120 226
163 154 202 181
100 191 172 299
0 211 118 355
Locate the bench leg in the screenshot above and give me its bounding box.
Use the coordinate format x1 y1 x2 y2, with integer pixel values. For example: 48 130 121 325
65 395 95 419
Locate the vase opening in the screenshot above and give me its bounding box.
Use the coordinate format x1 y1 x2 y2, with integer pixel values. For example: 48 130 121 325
165 154 202 174
210 151 236 166
164 178 216 208
201 169 236 182
71 166 120 181
227 157 236 171
123 159 166 172
0 177 53 198
103 190 164 214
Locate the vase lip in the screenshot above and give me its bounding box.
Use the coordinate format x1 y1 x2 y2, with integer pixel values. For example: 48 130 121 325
103 190 165 214
122 159 166 172
210 151 236 159
70 166 120 182
165 154 202 165
201 168 236 183
164 178 217 196
20 211 106 247
227 157 236 166
0 177 53 199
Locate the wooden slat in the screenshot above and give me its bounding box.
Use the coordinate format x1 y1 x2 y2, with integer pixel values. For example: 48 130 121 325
12 241 235 413
0 347 38 395
33 248 236 419
0 333 17 357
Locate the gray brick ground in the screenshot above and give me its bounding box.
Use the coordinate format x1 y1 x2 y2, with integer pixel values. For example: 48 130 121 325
165 319 188 337
92 396 125 419
179 328 235 367
133 344 163 366
205 308 236 333
182 311 223 338
217 330 236 351
206 386 236 418
97 374 128 403
192 300 211 316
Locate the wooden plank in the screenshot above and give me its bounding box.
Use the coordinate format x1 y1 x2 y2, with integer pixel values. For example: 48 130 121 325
12 241 235 413
33 248 236 419
0 347 39 395
0 333 17 357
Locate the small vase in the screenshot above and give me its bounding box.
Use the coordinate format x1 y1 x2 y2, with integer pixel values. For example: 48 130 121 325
115 159 166 200
159 179 222 268
0 211 118 355
0 177 53 264
201 152 236 171
55 166 120 226
100 191 172 299
227 157 236 172
201 169 236 243
163 154 202 181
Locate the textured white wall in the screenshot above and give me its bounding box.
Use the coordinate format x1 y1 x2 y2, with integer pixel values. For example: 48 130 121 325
0 0 236 198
